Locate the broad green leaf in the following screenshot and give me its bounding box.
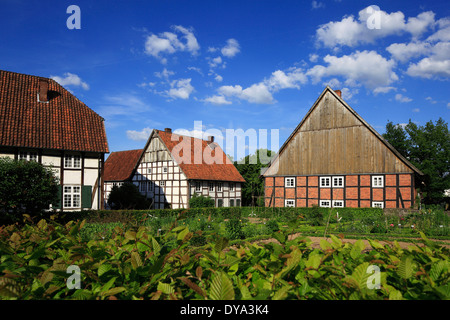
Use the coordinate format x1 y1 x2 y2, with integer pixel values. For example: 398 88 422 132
350 239 365 260
152 237 161 255
98 263 112 277
125 231 136 241
305 253 321 269
214 237 229 253
209 272 235 300
157 282 174 295
330 235 342 249
177 226 189 241
351 262 370 290
320 239 332 251
368 239 384 250
101 286 126 297
272 285 290 300
398 256 414 280
430 260 448 282
131 251 143 269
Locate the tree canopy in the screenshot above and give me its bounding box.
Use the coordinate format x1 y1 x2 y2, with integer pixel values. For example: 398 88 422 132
382 117 450 205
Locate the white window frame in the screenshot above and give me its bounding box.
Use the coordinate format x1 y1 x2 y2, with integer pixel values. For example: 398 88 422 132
332 200 344 208
195 181 202 192
217 199 224 207
332 176 344 188
320 177 331 188
148 181 154 192
64 154 81 168
229 183 235 191
217 183 223 192
163 167 168 173
372 201 384 208
285 199 295 207
285 177 295 188
230 199 235 207
209 182 214 192
320 200 331 208
147 168 152 174
160 181 165 187
63 185 81 208
19 151 38 162
372 176 384 188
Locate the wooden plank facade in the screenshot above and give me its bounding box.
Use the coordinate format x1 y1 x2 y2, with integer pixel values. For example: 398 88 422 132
263 87 423 209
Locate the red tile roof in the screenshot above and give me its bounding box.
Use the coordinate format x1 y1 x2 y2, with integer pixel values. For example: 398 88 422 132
0 70 109 153
103 149 143 181
155 129 245 182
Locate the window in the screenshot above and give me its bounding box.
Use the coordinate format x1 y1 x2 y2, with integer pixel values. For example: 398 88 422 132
236 199 241 207
19 151 38 162
332 200 344 208
372 176 384 188
332 176 344 188
209 182 214 192
217 183 223 192
163 167 168 173
229 183 235 191
63 186 81 208
64 155 81 168
372 201 384 208
160 181 165 187
148 181 154 191
195 181 201 192
285 177 295 187
285 199 295 207
320 200 331 208
140 181 146 192
217 199 224 207
230 199 235 207
320 177 331 188
147 168 152 174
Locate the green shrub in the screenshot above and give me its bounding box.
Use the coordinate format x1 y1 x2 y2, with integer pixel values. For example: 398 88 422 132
189 193 215 208
305 206 325 226
225 218 244 240
264 219 280 233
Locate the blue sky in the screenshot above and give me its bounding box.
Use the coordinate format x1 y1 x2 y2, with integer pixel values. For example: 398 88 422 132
1 0 449 160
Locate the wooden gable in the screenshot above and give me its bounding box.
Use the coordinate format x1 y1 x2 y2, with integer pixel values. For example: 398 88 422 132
264 87 423 176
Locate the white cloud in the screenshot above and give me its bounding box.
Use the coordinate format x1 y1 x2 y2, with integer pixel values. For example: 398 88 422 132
218 83 274 104
126 127 153 141
373 86 396 94
425 96 437 104
144 25 199 62
154 68 175 80
341 87 359 100
208 56 223 68
221 39 240 58
265 68 307 92
395 93 412 103
214 74 223 82
309 53 319 62
51 72 89 90
202 95 232 105
315 7 435 48
386 41 430 63
412 108 420 112
165 78 194 100
311 1 324 9
406 57 450 79
306 50 398 89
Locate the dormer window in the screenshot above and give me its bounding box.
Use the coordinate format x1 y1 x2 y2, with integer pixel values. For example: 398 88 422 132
64 154 81 168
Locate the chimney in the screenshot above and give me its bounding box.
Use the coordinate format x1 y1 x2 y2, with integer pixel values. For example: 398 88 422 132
207 136 214 143
334 90 342 98
164 128 172 133
38 79 49 102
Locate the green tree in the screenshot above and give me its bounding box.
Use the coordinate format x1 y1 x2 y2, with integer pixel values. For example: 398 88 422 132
234 149 274 206
189 193 215 208
0 157 59 223
107 182 152 210
383 118 450 205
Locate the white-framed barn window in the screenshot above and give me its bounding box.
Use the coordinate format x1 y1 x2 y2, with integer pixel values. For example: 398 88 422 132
320 177 331 188
147 168 152 174
217 183 223 192
209 182 214 192
64 154 81 168
160 181 165 187
19 151 38 162
372 201 384 208
372 176 384 188
163 167 168 173
195 181 202 192
320 200 331 207
229 183 235 191
332 176 344 188
285 177 295 188
63 185 81 208
285 199 295 207
332 200 344 208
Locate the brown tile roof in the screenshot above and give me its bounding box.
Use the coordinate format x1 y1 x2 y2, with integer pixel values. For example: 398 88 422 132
103 149 143 181
155 129 245 182
0 70 109 153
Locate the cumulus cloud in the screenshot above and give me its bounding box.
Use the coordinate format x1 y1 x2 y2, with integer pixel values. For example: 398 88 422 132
165 78 194 100
315 6 435 48
144 25 199 63
395 93 412 103
126 127 153 141
221 39 240 58
51 72 89 90
405 41 450 79
202 94 232 105
386 41 430 63
306 50 398 89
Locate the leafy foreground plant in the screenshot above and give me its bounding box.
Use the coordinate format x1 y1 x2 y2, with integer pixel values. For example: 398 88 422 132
0 218 448 300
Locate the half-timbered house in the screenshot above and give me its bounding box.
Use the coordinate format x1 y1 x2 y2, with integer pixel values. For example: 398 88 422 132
0 70 109 211
263 86 423 209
